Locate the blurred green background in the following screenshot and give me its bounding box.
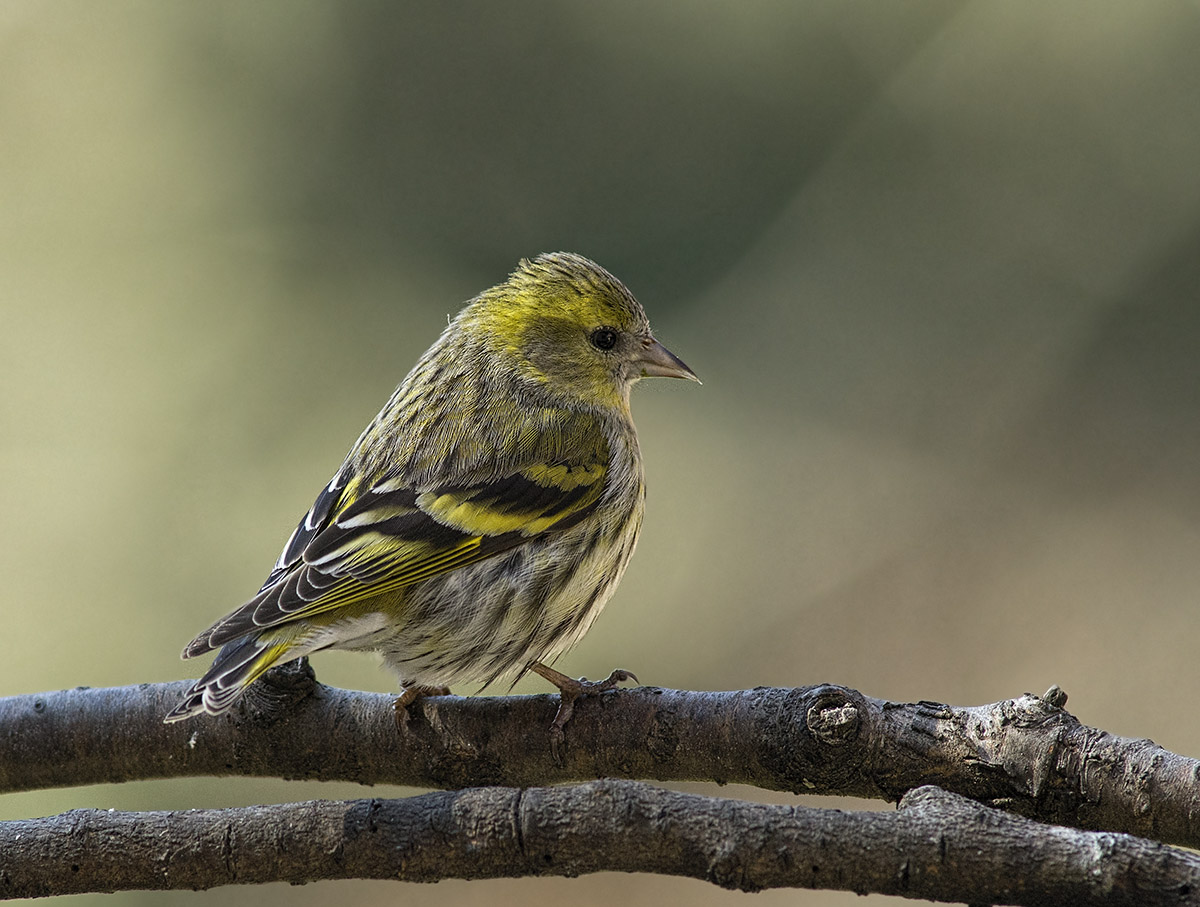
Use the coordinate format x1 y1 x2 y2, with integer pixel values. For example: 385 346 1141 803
4 1 1200 904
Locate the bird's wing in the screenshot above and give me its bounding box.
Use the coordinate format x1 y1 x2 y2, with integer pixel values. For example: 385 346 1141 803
183 450 609 657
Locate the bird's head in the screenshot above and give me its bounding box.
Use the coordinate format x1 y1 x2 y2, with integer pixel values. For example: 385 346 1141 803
465 252 699 411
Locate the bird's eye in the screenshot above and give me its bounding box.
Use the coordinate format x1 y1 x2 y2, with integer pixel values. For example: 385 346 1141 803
589 328 619 351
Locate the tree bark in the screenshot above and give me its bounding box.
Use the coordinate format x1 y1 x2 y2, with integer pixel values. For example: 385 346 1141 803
2 667 1197 849
4 667 1200 902
2 781 1197 904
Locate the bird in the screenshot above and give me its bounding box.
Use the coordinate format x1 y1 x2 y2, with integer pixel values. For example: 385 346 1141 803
164 252 698 733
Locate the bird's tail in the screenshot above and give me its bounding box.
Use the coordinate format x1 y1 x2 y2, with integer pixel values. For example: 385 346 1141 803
163 636 291 723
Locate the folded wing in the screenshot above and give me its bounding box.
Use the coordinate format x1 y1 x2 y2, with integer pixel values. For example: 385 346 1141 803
182 456 609 657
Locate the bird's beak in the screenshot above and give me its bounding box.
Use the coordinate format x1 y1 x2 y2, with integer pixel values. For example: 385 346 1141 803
637 337 701 384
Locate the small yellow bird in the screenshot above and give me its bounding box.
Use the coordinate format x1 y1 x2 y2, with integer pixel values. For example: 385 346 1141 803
165 252 697 730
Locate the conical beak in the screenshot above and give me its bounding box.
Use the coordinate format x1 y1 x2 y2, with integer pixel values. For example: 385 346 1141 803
638 338 701 383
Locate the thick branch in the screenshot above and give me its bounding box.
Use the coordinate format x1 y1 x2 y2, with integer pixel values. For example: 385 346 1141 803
3 667 1199 848
1 781 1196 904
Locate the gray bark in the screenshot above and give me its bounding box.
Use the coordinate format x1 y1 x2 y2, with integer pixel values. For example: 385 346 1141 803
2 781 1197 904
3 667 1197 848
3 665 1199 902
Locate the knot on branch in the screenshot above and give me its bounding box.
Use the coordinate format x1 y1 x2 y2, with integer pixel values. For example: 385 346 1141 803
760 685 871 794
806 696 860 746
244 658 320 723
802 686 863 749
1002 689 1072 729
1041 685 1069 709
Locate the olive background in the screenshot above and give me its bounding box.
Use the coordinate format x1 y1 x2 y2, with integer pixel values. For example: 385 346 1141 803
4 3 1200 905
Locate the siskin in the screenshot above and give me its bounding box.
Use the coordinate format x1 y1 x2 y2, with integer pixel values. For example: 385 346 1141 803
165 252 698 731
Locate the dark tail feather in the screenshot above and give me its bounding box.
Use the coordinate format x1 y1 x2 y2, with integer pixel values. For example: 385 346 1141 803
163 636 289 723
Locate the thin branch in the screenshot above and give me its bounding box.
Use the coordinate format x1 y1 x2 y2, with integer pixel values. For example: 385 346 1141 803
1 781 1196 904
3 666 1199 848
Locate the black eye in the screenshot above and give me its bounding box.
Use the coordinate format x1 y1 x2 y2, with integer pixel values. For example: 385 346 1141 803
589 328 619 351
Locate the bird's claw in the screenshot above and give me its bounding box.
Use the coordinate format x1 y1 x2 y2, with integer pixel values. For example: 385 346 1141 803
529 662 638 759
591 668 639 690
392 684 450 728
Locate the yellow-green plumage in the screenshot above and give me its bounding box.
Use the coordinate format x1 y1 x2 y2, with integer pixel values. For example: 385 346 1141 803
165 252 697 722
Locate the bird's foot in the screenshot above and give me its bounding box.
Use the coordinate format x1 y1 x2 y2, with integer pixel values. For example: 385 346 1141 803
393 683 451 727
528 662 638 757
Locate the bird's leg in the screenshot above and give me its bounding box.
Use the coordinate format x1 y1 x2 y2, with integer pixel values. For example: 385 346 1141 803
393 683 451 727
528 662 638 749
